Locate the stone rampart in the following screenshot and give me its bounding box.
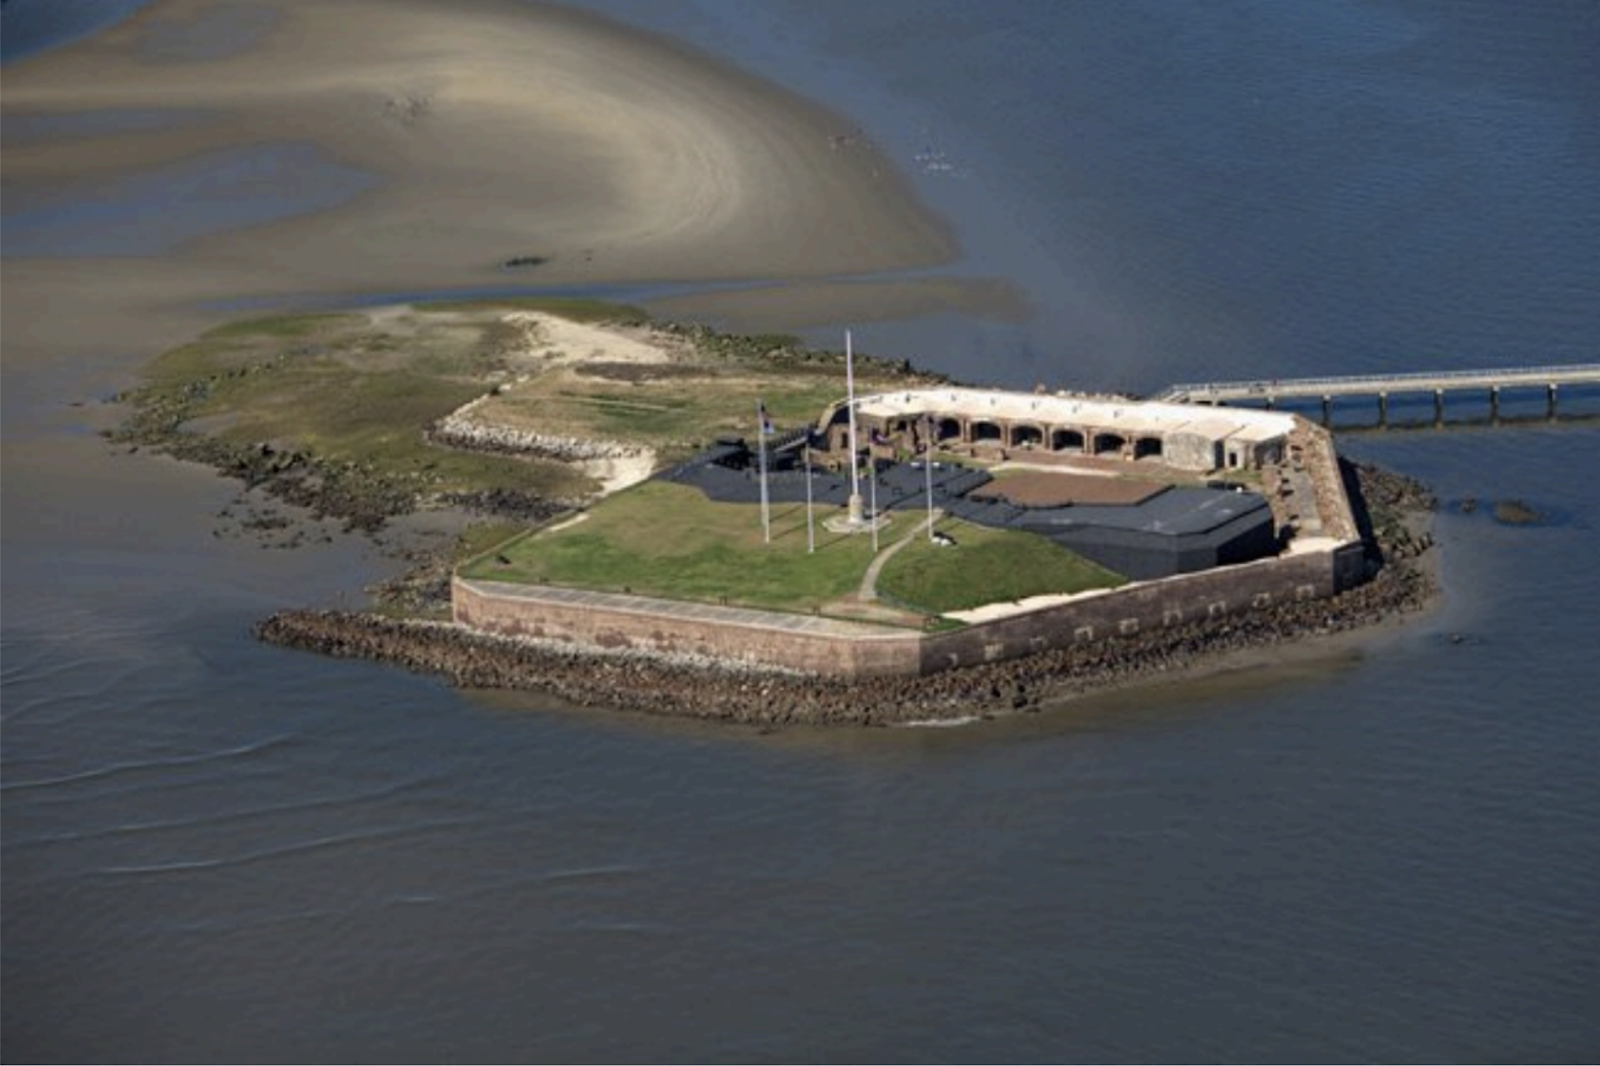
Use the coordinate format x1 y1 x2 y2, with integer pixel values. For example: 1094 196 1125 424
452 580 922 678
452 539 1360 680
917 546 1345 674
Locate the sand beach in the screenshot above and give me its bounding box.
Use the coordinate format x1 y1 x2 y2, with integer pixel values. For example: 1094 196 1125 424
0 0 993 577
2 0 969 368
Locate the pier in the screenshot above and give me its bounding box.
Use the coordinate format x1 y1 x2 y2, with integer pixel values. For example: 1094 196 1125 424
1155 364 1600 424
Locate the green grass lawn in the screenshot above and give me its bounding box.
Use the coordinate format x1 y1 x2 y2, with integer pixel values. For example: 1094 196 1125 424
461 479 1126 619
496 368 875 460
461 480 880 611
877 523 1125 612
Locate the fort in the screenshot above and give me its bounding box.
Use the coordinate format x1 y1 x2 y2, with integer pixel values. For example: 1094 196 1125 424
110 301 1445 719
451 385 1372 679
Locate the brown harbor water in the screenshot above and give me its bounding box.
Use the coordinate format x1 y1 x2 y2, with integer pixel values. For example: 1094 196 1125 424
4 1 1598 1060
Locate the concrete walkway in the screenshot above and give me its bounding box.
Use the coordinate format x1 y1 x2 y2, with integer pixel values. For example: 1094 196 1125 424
859 510 941 601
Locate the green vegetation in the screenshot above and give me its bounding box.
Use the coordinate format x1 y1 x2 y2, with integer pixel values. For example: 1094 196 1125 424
113 300 1143 625
462 479 1125 621
112 308 596 529
458 319 921 464
111 299 938 536
504 368 862 461
114 299 1132 623
877 524 1124 611
455 520 532 559
462 480 879 611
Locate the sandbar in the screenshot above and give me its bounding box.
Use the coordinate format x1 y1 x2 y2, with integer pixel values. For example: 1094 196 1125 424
3 0 967 368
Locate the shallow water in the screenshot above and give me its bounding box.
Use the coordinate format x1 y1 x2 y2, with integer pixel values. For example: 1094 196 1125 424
1 141 377 257
4 1 1599 1061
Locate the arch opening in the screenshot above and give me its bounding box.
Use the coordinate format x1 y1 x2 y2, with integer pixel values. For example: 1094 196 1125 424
1093 431 1126 456
1010 424 1044 449
1052 428 1085 453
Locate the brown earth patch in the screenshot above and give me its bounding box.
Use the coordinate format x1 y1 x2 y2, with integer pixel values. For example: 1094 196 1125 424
971 471 1165 507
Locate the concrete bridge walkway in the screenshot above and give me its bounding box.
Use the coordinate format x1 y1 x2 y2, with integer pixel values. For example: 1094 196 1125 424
1156 364 1600 405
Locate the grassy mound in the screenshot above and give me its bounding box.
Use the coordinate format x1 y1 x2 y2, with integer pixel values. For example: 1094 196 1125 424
876 525 1124 612
461 480 1124 621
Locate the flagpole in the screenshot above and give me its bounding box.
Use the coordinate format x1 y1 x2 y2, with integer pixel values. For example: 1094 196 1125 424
756 400 770 543
869 454 879 552
845 330 863 525
924 414 935 541
804 440 815 553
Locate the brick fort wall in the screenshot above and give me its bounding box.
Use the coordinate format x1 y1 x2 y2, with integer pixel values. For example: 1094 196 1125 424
452 540 1361 680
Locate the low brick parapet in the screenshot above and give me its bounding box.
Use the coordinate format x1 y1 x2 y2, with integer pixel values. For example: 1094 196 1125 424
453 534 1359 679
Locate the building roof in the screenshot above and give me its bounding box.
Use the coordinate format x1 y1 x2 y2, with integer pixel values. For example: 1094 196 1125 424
852 387 1296 442
1014 486 1272 537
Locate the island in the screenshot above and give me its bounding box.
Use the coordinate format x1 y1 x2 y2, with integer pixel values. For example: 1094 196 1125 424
110 300 1437 725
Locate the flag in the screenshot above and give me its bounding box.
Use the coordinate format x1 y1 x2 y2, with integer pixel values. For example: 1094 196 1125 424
758 401 774 436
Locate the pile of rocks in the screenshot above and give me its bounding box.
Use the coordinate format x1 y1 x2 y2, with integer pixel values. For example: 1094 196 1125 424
427 414 645 463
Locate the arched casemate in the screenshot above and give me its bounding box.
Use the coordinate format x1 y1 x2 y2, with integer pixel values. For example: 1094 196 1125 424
1010 423 1045 449
1093 431 1127 456
1051 427 1086 453
818 387 1296 473
971 420 1004 444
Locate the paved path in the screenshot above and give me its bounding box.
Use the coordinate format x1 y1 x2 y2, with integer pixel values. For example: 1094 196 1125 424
859 510 940 601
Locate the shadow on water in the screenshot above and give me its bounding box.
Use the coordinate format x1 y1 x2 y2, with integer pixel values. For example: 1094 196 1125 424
1332 410 1600 435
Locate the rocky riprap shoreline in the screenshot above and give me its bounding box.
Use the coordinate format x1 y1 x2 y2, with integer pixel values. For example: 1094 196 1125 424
109 424 564 534
255 465 1439 727
427 410 647 464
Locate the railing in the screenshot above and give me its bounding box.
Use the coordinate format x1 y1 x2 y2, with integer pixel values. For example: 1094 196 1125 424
1155 364 1600 403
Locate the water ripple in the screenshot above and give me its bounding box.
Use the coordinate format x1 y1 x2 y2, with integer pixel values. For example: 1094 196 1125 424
3 775 438 850
93 817 475 877
0 733 298 793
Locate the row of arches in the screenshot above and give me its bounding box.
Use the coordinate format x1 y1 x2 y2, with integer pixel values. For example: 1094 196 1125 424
891 415 1164 460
